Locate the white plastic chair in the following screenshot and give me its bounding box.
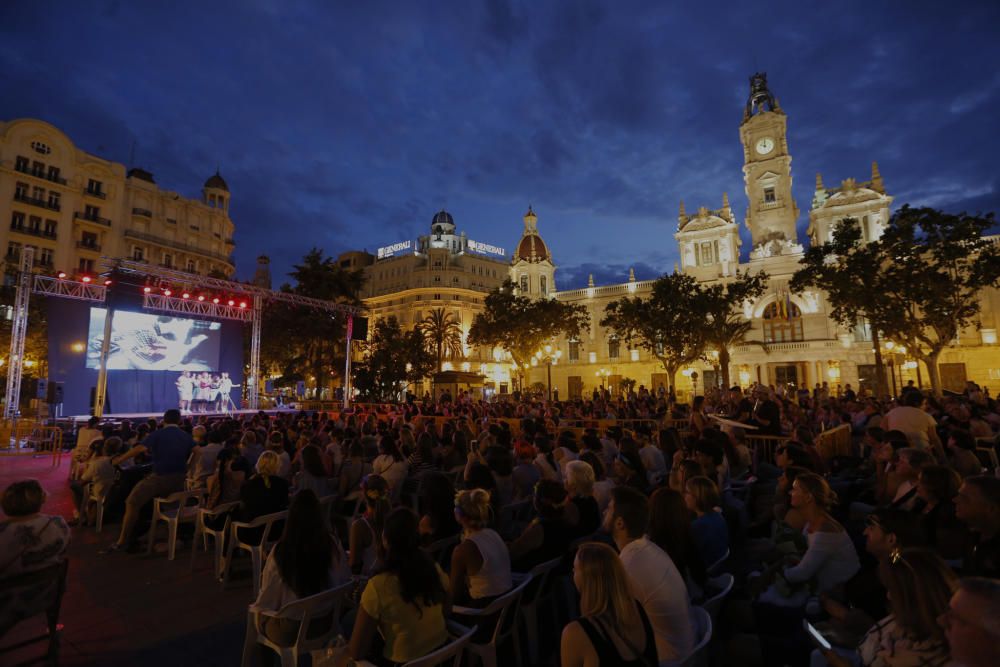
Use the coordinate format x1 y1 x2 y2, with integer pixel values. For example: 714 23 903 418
701 573 734 626
659 606 712 667
224 510 288 596
81 481 112 533
146 489 205 560
513 556 562 665
452 575 531 667
190 501 241 578
706 548 730 577
241 578 354 667
402 620 476 667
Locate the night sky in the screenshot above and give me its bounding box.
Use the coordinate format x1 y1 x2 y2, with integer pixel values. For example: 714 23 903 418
2 1 998 289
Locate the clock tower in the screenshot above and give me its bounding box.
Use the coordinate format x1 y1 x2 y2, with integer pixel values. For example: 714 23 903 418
740 72 799 250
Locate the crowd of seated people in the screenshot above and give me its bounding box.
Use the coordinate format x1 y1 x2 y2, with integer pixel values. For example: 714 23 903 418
4 377 1000 666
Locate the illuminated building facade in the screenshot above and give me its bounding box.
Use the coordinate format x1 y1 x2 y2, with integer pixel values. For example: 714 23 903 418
0 118 236 280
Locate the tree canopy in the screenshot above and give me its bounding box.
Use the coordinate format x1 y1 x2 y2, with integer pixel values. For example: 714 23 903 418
417 308 463 372
353 316 433 402
700 270 770 389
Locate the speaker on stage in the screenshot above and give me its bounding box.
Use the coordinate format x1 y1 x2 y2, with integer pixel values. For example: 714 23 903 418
37 378 48 400
46 381 64 404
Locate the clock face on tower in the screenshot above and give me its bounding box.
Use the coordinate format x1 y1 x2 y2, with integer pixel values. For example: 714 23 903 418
755 137 775 155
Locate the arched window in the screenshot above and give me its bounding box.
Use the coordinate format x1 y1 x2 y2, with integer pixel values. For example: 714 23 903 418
540 275 547 295
519 274 528 292
762 300 803 343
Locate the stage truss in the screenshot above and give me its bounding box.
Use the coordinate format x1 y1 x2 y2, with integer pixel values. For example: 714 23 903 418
2 256 365 419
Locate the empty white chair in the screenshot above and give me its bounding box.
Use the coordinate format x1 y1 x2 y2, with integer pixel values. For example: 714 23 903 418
452 575 532 667
190 501 241 578
659 606 712 667
701 573 734 626
242 579 354 667
706 548 730 577
146 489 204 560
223 510 288 597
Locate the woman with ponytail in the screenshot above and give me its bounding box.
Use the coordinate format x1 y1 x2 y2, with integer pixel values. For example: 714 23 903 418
338 508 450 667
451 488 512 605
349 474 391 575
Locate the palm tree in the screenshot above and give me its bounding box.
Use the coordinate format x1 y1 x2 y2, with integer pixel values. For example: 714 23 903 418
700 271 769 389
417 308 464 372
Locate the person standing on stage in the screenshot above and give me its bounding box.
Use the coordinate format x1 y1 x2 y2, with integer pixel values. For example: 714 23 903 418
219 372 233 411
197 372 210 413
210 374 221 412
177 371 193 413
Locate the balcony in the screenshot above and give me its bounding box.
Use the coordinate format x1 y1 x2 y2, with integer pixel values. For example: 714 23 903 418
83 188 107 200
758 198 784 211
15 163 67 185
33 258 54 269
74 212 112 227
9 225 57 240
76 241 101 252
123 229 234 265
13 192 61 212
132 207 152 217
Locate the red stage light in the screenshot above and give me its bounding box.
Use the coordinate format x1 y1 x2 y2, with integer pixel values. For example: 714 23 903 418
212 297 220 304
239 301 247 309
57 271 67 279
227 299 235 307
143 286 152 293
197 295 205 302
163 289 172 296
81 276 92 283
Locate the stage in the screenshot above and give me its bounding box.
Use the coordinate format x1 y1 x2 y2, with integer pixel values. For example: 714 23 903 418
59 407 304 426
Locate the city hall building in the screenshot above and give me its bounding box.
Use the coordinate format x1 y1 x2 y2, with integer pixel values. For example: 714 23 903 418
353 74 1000 399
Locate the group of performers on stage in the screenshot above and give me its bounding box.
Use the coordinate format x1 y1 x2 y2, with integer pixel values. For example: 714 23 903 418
176 370 235 413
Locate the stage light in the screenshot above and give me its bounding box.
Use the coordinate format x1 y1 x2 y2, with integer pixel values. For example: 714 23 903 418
70 342 85 353
57 271 67 279
182 292 190 299
163 289 172 296
239 301 247 309
81 275 92 283
227 299 235 307
212 297 220 304
143 286 152 293
197 295 205 302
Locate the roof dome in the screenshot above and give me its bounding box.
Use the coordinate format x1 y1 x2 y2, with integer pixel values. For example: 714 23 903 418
204 169 229 192
515 233 551 262
431 210 454 228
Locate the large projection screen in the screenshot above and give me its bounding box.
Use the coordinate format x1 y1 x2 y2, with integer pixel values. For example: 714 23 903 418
86 308 222 371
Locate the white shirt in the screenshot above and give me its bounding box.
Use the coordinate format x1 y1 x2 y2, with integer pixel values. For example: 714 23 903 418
373 455 408 491
618 536 695 661
464 529 512 599
884 406 936 450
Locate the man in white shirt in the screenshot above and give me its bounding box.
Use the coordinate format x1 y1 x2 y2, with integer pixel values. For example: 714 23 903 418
884 391 940 452
605 485 694 661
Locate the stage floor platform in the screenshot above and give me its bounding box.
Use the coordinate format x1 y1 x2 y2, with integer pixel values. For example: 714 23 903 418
59 407 303 425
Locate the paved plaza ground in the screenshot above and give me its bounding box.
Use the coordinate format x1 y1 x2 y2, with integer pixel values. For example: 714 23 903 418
1 455 249 667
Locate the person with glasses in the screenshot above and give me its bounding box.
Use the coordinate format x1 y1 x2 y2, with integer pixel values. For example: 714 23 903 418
813 548 955 667
939 577 1000 667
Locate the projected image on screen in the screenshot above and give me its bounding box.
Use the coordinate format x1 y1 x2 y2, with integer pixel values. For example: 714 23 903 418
86 308 222 371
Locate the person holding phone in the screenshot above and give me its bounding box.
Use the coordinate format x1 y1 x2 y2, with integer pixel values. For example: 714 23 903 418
809 548 955 667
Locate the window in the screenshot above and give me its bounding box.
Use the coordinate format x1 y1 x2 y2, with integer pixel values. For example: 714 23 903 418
47 166 61 182
7 242 21 259
30 141 51 155
764 187 776 203
87 179 103 195
519 274 528 292
43 219 56 237
762 300 803 343
699 241 714 265
10 212 24 230
166 218 177 225
433 294 440 300
608 337 620 359
78 258 94 272
569 340 580 362
28 216 41 233
163 253 173 268
187 260 196 272
15 156 29 172
32 186 45 201
190 225 200 231
39 248 54 266
540 275 548 295
85 205 99 219
15 182 28 198
32 161 44 176
81 231 98 248
132 246 144 261
47 191 60 210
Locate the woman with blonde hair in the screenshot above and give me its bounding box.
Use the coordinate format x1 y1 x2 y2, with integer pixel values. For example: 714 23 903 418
561 542 658 666
450 488 511 605
564 459 601 538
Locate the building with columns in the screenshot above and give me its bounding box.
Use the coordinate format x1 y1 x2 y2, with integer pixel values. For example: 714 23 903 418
0 118 236 280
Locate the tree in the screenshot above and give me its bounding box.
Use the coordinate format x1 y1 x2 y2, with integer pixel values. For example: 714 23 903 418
258 248 365 396
417 308 464 372
353 317 433 402
602 272 706 393
700 270 770 389
468 279 590 389
791 216 891 396
793 207 1000 397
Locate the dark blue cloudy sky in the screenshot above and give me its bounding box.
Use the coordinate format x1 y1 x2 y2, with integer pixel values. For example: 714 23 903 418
2 0 998 289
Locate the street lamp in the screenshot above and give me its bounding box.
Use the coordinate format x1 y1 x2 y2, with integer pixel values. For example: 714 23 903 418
534 345 562 401
596 368 610 390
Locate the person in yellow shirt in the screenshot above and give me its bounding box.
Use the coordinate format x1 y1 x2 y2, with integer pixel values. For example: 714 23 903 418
338 508 451 666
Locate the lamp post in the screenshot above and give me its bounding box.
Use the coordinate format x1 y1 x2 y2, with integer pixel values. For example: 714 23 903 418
596 368 610 392
534 344 562 402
